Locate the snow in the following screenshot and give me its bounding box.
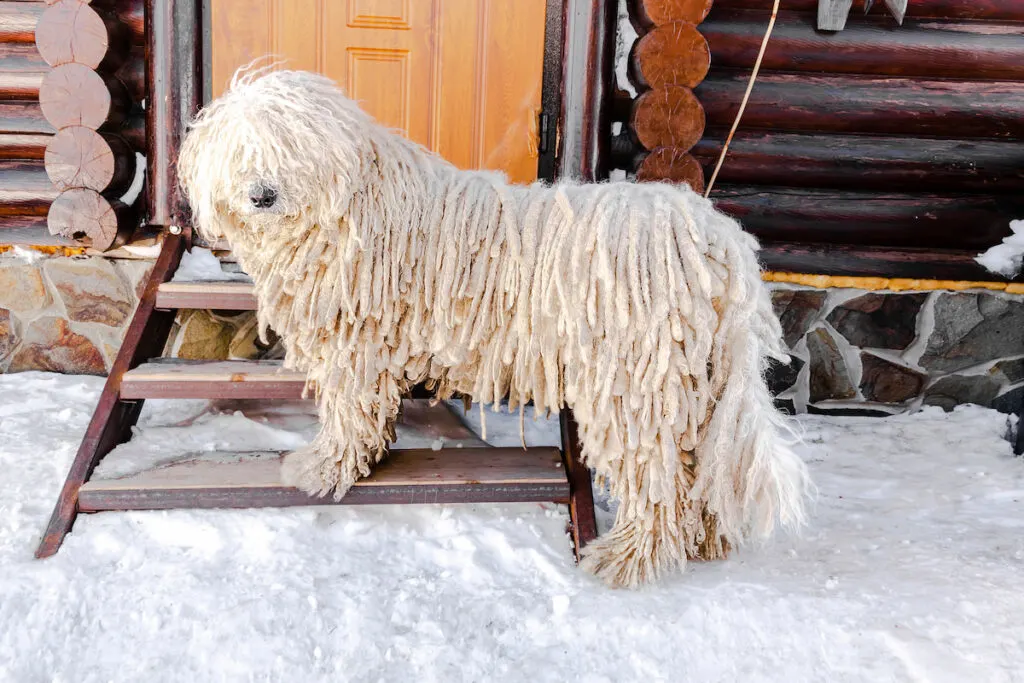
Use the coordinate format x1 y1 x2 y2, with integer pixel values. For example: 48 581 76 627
171 247 251 282
976 219 1024 278
2 372 1024 681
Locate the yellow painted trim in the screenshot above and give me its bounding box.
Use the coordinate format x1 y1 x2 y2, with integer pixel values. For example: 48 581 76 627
0 244 87 257
764 271 1024 295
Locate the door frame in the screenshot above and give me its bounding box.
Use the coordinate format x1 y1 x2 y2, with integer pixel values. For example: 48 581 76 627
145 0 615 228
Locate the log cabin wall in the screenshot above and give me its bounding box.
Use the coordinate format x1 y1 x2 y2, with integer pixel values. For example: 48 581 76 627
616 0 1024 281
0 0 145 248
0 0 152 376
614 0 1024 416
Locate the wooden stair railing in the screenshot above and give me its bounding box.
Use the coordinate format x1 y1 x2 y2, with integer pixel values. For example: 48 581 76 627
36 237 598 559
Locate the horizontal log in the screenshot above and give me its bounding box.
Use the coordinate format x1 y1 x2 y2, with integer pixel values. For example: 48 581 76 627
0 46 144 102
696 71 1024 138
0 2 43 43
712 185 1018 250
636 148 705 192
0 215 48 230
39 62 131 130
630 22 710 90
0 160 58 216
704 10 1024 81
758 242 1024 282
709 1 1024 21
631 0 715 28
44 126 134 192
632 85 706 151
47 186 134 250
692 132 1024 193
0 132 49 159
35 0 130 70
0 104 143 148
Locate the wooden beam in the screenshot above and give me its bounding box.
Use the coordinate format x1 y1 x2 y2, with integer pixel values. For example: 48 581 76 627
560 409 598 558
711 0 1024 19
632 0 715 28
46 187 135 250
557 0 617 181
712 185 1017 251
630 21 711 90
35 232 185 559
120 359 305 400
691 132 1024 193
44 126 135 193
78 449 571 510
696 71 1024 138
145 0 202 229
631 85 706 151
0 160 58 216
155 281 258 310
705 10 1024 80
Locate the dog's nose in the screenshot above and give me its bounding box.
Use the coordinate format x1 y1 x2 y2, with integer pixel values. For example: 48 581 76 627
249 186 277 209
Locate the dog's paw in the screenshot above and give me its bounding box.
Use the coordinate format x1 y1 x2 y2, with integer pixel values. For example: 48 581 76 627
280 446 358 500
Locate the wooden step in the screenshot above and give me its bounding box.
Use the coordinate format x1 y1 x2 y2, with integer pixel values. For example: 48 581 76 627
156 281 257 310
121 359 302 399
78 448 570 510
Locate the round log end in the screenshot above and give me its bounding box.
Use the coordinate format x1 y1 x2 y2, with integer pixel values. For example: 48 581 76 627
631 86 706 152
38 63 115 130
636 148 705 193
44 126 134 192
633 22 710 90
637 0 715 28
47 187 132 251
35 0 109 68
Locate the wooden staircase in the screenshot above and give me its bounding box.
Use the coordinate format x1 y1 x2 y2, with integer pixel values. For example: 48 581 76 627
36 233 598 558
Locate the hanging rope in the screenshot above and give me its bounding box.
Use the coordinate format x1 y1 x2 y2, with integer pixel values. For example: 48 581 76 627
704 0 781 198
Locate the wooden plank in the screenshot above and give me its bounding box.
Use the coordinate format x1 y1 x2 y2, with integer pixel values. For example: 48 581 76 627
121 359 303 399
713 185 1017 250
560 408 597 559
78 448 570 510
758 242 1024 282
156 280 257 310
709 0 1024 21
36 232 186 558
691 132 1024 193
630 21 711 90
696 71 1024 138
705 10 1024 81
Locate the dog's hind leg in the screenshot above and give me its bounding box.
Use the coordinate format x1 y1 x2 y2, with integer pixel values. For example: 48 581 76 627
281 370 403 500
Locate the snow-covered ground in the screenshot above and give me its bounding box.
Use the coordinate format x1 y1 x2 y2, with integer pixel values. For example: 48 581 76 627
2 372 1023 682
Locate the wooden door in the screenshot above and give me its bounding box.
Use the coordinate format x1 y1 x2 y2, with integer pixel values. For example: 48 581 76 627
210 0 548 184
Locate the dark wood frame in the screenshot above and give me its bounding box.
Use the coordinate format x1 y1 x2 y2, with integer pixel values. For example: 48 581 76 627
37 0 615 558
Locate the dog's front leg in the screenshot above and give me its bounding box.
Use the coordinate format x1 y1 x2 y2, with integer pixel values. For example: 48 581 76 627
281 371 402 500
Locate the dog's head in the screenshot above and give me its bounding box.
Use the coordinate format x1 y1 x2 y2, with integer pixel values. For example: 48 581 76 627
178 68 375 243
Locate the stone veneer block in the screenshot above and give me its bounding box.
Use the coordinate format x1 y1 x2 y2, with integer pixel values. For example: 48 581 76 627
990 358 1024 385
923 374 1002 412
0 264 51 313
44 258 135 327
174 310 235 360
858 353 925 404
771 290 827 348
806 327 856 402
0 308 16 362
921 293 1024 373
8 316 105 375
827 293 926 350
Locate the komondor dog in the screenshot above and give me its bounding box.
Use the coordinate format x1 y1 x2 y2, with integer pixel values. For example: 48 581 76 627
177 69 811 587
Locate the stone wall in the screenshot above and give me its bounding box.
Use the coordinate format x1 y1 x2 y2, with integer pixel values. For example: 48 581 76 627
0 251 152 374
769 286 1024 416
2 250 1022 418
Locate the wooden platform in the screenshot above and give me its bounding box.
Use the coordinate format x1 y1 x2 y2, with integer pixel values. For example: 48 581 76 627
121 359 303 399
156 281 257 310
78 448 570 510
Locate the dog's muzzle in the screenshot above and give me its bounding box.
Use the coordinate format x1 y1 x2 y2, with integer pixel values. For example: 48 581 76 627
249 185 278 209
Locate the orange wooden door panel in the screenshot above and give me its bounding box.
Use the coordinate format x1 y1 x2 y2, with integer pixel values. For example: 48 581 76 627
210 0 547 183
